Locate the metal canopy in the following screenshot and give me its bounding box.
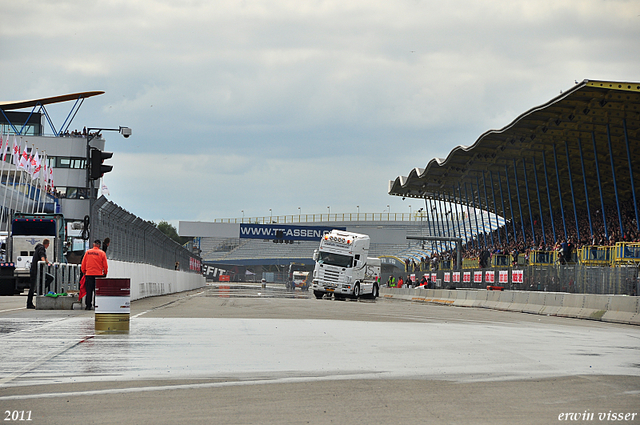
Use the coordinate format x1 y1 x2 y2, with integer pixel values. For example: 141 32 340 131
0 91 105 136
388 80 640 224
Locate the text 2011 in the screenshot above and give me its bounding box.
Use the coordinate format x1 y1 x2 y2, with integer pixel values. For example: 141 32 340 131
4 411 32 421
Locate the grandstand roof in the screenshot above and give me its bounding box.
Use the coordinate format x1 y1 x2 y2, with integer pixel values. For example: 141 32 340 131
0 91 104 111
388 79 640 217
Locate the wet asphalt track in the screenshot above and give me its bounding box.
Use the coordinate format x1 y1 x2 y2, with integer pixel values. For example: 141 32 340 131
0 284 639 424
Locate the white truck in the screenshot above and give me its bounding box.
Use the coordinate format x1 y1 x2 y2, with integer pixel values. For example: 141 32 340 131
0 213 65 295
311 230 381 300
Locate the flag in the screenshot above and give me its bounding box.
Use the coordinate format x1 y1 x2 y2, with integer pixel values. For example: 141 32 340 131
0 133 6 162
12 137 20 166
101 182 110 196
78 275 86 300
48 164 54 189
18 144 29 170
29 148 38 179
32 150 42 180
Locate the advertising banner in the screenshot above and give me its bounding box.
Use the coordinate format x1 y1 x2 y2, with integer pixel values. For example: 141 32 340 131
444 273 450 283
512 269 524 284
453 272 460 283
499 270 509 283
474 271 483 283
239 224 345 241
485 270 495 283
463 272 471 283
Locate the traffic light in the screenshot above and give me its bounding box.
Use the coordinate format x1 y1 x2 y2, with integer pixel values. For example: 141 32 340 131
89 148 113 180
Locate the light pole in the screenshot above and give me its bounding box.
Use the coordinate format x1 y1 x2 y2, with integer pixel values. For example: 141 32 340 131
269 208 272 223
85 126 131 241
241 210 245 222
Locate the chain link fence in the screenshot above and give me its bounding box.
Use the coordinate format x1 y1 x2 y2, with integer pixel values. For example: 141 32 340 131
90 196 200 273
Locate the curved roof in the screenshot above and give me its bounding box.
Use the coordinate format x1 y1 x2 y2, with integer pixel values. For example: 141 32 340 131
388 79 640 219
0 91 104 111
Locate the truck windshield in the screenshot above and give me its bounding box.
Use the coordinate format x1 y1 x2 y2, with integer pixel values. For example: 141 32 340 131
317 251 352 268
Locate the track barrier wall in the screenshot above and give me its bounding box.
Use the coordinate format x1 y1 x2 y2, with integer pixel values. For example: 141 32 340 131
381 287 639 325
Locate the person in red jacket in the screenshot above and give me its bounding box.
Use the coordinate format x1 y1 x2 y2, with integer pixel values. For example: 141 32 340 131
81 239 108 310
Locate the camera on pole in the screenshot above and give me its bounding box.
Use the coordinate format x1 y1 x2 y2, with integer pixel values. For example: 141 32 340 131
90 148 113 180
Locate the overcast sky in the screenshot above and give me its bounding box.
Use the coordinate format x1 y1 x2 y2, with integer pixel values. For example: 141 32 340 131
2 0 638 225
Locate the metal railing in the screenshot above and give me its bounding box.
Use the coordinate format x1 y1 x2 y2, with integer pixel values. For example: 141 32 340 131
35 262 82 295
215 212 454 224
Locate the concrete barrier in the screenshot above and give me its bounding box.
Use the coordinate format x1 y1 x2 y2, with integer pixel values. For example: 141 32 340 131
472 290 489 308
495 291 514 311
557 293 586 318
540 292 564 316
109 260 205 301
509 291 530 312
484 290 502 310
379 286 638 326
523 292 546 315
577 294 610 320
602 296 640 325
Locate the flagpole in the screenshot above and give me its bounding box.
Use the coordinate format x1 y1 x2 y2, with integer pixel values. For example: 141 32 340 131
5 136 17 230
0 132 8 230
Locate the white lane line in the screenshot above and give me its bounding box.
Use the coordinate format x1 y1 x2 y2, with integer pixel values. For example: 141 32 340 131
131 290 206 318
0 334 95 386
0 372 388 401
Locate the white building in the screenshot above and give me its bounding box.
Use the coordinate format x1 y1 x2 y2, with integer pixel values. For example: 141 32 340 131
0 91 126 230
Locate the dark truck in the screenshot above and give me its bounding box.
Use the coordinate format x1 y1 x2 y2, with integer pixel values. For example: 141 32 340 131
0 213 65 295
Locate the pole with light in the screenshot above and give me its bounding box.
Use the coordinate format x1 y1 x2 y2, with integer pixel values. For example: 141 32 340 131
85 126 131 240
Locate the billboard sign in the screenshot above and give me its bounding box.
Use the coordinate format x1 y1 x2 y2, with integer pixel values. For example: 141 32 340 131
239 224 345 241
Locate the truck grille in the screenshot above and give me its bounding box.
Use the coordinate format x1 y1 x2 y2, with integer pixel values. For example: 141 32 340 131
320 268 340 284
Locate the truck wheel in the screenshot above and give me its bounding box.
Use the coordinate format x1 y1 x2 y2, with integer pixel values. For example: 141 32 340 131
353 283 360 299
314 290 324 299
372 284 379 299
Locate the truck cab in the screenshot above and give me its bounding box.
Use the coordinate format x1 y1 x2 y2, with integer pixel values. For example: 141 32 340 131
311 230 380 300
0 213 65 295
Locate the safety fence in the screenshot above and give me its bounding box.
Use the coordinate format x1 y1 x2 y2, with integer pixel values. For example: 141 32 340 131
35 262 82 296
402 265 638 295
400 243 640 273
91 197 201 273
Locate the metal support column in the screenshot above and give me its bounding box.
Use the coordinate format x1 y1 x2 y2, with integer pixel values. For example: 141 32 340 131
448 188 462 243
512 160 527 242
607 123 624 238
542 151 557 243
578 137 594 239
458 183 469 246
564 140 580 242
521 158 536 243
496 170 510 244
532 156 546 245
482 171 495 246
592 131 608 239
623 119 640 233
475 176 488 248
489 171 501 246
552 143 568 240
464 183 478 249
424 198 436 252
437 193 451 250
504 166 518 242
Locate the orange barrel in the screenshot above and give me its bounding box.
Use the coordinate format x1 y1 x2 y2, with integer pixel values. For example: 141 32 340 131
95 278 130 333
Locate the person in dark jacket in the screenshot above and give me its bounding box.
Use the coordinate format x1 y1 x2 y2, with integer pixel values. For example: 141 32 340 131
27 239 49 309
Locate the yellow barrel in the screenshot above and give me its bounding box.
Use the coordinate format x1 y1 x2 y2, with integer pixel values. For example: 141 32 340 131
95 313 130 333
95 278 131 334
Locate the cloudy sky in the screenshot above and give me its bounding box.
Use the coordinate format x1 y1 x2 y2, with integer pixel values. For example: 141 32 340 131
2 0 638 225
